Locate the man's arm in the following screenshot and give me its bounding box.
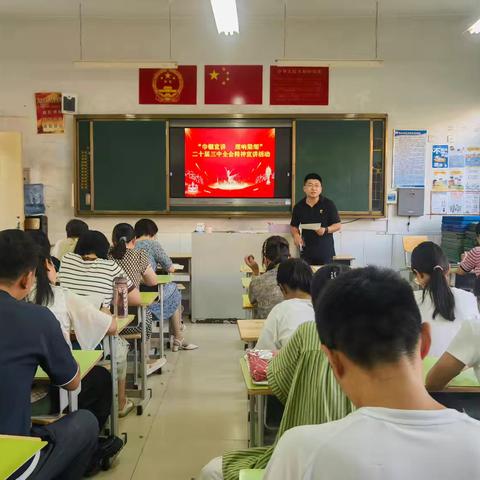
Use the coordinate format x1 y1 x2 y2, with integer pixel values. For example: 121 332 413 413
315 222 342 237
290 225 303 248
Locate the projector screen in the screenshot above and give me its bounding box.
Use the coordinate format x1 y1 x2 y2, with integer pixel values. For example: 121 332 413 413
169 122 292 209
184 127 276 198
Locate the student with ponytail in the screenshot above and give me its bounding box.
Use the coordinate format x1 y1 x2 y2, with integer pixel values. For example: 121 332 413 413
110 223 198 352
411 241 479 356
244 235 290 318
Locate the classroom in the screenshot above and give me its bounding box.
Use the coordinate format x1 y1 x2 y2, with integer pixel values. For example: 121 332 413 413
1 0 480 479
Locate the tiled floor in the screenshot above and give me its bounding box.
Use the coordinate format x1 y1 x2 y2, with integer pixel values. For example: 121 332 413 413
98 323 247 480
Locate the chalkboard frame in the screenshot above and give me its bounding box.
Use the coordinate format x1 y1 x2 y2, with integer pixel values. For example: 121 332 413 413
74 114 387 218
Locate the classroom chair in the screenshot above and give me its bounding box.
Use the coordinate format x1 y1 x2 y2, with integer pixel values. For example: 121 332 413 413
402 235 428 267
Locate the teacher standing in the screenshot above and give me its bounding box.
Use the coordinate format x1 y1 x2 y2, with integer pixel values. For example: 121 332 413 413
290 173 342 265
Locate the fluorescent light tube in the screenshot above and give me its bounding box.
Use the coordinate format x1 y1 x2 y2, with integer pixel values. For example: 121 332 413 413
73 61 178 69
468 19 480 34
210 0 239 35
275 59 384 68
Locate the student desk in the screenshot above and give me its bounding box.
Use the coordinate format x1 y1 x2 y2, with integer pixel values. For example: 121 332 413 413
237 319 265 348
241 265 265 276
243 294 254 319
242 277 252 289
35 350 103 414
128 291 165 415
311 256 355 273
423 357 480 392
240 358 272 448
104 314 135 437
239 470 265 480
0 435 47 479
156 275 174 361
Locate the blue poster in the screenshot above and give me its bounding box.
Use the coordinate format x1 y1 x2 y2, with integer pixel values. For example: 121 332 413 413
393 130 427 188
432 145 448 168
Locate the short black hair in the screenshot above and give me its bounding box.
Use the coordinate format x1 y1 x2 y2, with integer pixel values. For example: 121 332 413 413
311 264 351 302
26 230 51 254
134 218 158 238
277 258 312 294
304 173 323 184
0 229 39 283
66 219 89 238
315 266 422 369
74 230 110 259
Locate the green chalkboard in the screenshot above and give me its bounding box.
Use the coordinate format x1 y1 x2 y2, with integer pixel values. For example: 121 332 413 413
76 116 385 216
295 120 384 215
77 119 167 213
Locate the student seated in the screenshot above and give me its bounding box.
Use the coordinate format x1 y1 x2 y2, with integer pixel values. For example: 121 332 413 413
457 222 480 301
427 319 480 390
134 218 196 351
51 218 89 260
255 258 314 351
27 230 123 472
59 230 141 417
199 265 354 480
110 223 197 350
0 229 98 479
411 241 479 357
263 266 480 480
244 235 290 318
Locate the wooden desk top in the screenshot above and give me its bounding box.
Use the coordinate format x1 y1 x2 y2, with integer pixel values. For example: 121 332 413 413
240 358 272 396
239 470 265 480
241 264 265 274
35 350 103 382
156 274 173 284
237 319 265 343
140 291 158 306
0 435 47 479
242 294 253 309
117 314 135 334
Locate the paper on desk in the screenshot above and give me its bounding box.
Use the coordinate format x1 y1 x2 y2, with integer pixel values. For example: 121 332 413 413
300 223 321 231
172 263 184 270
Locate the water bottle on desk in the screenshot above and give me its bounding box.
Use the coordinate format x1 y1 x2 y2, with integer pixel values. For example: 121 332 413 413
113 277 128 318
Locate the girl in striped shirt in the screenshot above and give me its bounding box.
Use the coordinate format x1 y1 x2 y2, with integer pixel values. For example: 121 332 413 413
458 222 480 301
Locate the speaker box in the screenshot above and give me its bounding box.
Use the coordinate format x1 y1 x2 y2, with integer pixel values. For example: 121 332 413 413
61 94 77 114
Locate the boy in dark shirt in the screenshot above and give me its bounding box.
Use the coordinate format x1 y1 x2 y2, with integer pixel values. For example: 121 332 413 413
0 229 98 479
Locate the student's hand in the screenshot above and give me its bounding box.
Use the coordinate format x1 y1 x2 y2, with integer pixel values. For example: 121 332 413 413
461 252 466 261
244 255 260 275
315 227 327 237
293 234 304 248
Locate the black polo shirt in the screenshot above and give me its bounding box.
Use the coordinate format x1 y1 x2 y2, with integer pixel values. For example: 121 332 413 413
0 290 78 435
290 196 341 265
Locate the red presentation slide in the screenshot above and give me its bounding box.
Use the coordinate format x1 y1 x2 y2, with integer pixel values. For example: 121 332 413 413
184 128 276 198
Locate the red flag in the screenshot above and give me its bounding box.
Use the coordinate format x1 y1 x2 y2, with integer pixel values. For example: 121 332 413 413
270 66 329 105
139 66 197 104
204 65 263 105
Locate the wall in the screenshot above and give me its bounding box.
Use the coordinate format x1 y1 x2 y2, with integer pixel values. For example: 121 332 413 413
0 12 479 268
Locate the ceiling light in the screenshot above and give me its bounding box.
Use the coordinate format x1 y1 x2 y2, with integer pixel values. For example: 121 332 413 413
210 0 239 35
468 19 480 34
274 59 384 68
73 61 178 69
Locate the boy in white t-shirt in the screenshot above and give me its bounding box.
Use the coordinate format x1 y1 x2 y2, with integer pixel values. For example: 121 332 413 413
255 258 314 351
264 266 480 480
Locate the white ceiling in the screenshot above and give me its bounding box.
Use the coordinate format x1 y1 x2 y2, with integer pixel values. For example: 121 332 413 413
0 0 477 18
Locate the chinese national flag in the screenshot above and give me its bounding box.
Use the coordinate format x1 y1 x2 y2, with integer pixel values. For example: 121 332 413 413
204 65 263 105
139 66 197 104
